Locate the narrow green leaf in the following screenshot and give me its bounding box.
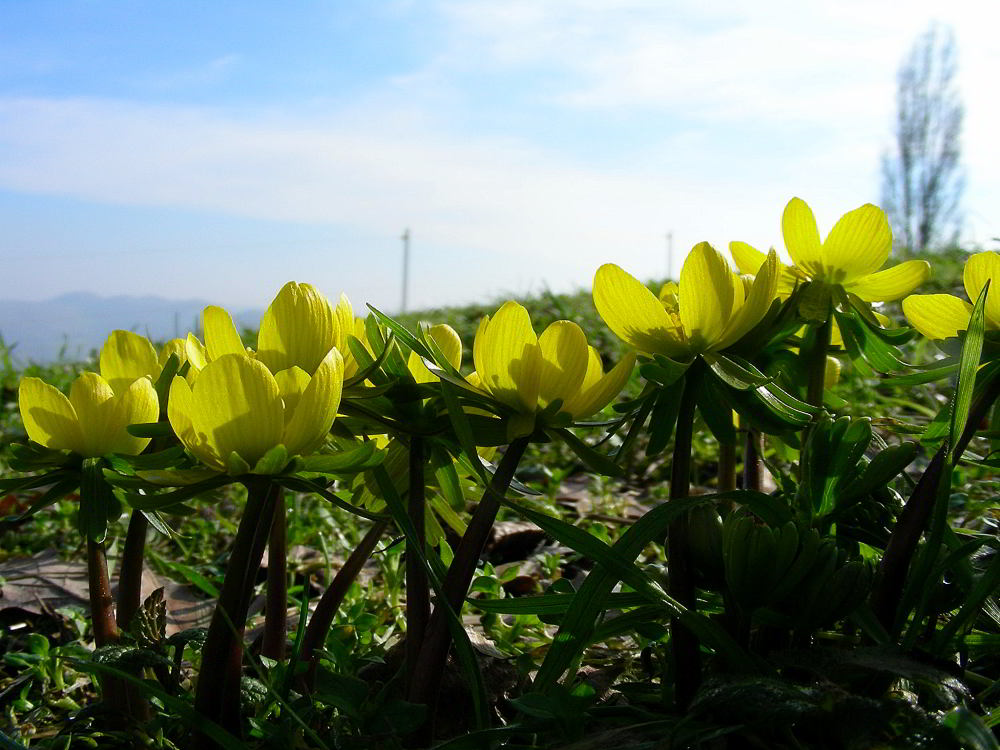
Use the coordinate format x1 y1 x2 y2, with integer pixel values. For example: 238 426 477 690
79 457 120 542
297 441 384 474
125 421 174 438
367 305 433 360
949 281 989 460
644 381 685 457
704 352 772 391
547 427 623 477
473 591 648 615
440 380 489 485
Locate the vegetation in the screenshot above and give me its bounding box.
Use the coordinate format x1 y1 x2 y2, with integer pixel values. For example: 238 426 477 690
1 202 999 750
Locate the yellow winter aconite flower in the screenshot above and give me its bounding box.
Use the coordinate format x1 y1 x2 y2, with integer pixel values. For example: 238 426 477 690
99 330 207 393
471 301 636 437
902 251 1000 339
731 198 930 303
408 324 463 384
199 281 353 376
593 241 779 359
167 349 344 475
18 372 159 458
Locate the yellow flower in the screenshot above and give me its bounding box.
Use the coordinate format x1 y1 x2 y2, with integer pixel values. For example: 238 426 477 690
18 372 159 458
471 301 635 437
199 281 353 376
593 241 779 359
408 324 463 384
99 330 206 393
902 251 1000 339
167 349 344 475
731 198 930 303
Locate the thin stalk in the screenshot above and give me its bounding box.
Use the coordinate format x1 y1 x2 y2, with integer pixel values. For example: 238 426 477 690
88 539 119 647
261 493 287 661
114 509 153 721
115 510 149 632
741 416 763 493
407 437 529 734
88 539 133 718
667 368 703 710
299 520 388 690
718 439 737 493
805 315 832 410
194 479 278 745
405 437 429 688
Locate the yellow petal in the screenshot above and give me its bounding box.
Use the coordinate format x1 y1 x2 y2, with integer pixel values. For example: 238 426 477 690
679 242 734 351
473 301 541 413
821 203 891 283
593 263 686 357
334 293 354 355
714 249 779 351
189 354 284 472
283 347 344 456
257 281 338 375
274 366 311 428
562 349 636 419
731 241 799 295
102 376 159 456
409 324 464 384
158 338 188 368
902 294 975 340
99 330 160 394
427 324 463 371
18 377 84 454
782 198 824 277
845 260 931 302
68 373 117 457
730 241 769 275
537 320 589 409
963 251 1000 327
168 376 224 470
407 350 436 385
184 333 208 374
203 306 246 362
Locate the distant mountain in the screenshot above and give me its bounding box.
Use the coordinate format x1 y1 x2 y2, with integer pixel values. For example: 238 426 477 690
0 293 262 365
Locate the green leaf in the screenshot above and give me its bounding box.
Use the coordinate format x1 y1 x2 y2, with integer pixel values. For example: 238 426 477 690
547 427 623 477
949 281 989 460
251 444 289 475
505 497 754 683
837 441 919 507
0 475 79 525
639 355 690 387
125 421 174 438
645 382 684 457
153 352 181 406
833 306 908 373
297 441 385 474
703 352 772 391
79 457 121 542
276 476 386 522
473 591 648 615
125 475 232 512
942 706 1000 750
698 377 737 445
882 361 959 387
439 380 489 485
367 305 433 360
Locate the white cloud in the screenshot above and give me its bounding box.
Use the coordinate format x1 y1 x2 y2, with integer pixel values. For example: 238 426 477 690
2 0 998 313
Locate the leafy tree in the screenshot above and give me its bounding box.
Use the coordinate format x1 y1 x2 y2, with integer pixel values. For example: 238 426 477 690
881 23 964 255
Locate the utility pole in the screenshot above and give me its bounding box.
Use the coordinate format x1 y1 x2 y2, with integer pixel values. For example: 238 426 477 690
666 231 674 281
401 228 410 313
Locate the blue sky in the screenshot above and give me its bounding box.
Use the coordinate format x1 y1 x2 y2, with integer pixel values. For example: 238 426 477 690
2 0 998 316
